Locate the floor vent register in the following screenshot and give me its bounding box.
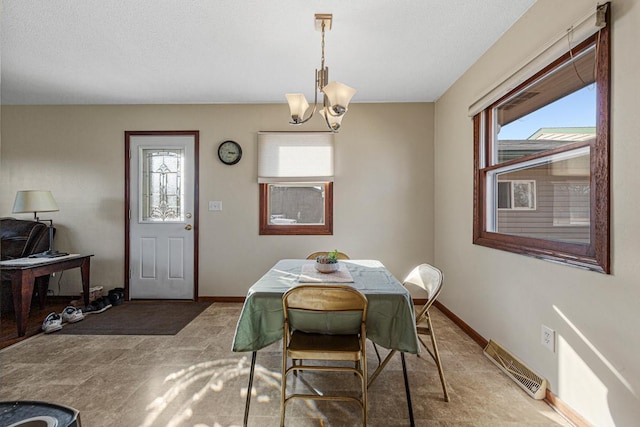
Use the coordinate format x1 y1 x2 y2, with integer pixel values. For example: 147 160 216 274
483 339 548 400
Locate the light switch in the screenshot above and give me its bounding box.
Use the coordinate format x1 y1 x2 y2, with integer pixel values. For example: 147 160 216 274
209 201 222 211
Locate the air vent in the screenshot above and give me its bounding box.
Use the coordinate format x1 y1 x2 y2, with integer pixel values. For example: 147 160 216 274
483 339 547 400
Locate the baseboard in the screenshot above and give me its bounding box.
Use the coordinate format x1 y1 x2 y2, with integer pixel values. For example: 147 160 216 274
46 295 76 303
545 389 593 427
433 300 587 427
198 296 245 303
433 300 488 348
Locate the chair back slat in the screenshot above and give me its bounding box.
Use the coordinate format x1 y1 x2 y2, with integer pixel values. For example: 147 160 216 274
283 285 368 334
285 286 365 311
403 263 443 320
288 309 363 334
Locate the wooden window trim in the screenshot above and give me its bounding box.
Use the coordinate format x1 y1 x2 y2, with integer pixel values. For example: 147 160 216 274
259 182 333 235
472 11 610 273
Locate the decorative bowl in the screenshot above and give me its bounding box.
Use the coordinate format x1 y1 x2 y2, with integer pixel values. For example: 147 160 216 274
315 261 339 273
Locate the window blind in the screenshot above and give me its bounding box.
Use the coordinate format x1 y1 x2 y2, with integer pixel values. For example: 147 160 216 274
468 3 607 117
257 132 334 183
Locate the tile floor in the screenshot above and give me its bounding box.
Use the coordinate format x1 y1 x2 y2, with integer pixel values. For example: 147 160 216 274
0 303 573 426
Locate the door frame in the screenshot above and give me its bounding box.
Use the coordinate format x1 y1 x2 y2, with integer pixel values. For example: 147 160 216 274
124 130 200 300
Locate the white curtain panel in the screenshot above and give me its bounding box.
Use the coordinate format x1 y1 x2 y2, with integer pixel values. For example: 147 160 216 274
257 131 334 183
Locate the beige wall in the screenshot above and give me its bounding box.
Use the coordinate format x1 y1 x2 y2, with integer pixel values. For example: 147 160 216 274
434 0 640 426
1 103 435 297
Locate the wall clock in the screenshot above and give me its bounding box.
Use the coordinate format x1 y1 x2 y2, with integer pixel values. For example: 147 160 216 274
217 140 242 165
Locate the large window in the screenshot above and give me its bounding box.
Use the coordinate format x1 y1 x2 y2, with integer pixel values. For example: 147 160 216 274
473 6 610 273
257 132 334 235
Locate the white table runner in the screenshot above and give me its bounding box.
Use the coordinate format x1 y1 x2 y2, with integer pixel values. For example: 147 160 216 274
299 262 354 283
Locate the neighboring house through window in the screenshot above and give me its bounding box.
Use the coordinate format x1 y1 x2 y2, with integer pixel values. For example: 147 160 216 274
497 180 536 210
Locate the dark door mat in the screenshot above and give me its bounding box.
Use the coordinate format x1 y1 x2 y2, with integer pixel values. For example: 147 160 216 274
57 301 211 335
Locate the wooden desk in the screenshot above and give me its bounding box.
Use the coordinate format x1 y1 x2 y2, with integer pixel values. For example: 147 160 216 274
1 254 93 337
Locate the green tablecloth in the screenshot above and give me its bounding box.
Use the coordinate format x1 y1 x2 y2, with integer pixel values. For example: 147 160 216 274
232 259 420 354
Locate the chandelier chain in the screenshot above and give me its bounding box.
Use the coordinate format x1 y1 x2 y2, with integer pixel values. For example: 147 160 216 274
321 20 326 73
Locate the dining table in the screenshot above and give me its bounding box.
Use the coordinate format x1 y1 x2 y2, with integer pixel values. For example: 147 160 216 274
232 259 420 426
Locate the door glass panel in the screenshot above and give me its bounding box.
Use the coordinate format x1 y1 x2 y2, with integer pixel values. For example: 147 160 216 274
141 148 184 222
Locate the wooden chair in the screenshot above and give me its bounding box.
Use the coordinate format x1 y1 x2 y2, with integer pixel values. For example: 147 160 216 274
306 251 350 260
281 285 368 426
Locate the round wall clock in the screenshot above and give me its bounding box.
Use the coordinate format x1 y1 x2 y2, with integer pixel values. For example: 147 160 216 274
217 140 242 165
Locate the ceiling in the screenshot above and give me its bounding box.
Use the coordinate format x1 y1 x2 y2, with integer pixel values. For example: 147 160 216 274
0 0 537 106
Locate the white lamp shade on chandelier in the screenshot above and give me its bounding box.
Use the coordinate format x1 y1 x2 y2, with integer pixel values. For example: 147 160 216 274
322 81 357 116
285 94 311 123
319 109 344 131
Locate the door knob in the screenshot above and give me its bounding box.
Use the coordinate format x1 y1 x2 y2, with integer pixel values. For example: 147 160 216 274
185 224 193 230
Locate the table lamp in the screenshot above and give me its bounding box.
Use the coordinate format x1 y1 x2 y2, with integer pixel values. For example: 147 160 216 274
12 190 68 258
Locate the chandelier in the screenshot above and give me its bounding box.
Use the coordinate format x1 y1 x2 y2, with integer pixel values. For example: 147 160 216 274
285 14 356 132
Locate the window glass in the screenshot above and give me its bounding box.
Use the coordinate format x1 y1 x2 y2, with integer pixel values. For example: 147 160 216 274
494 46 596 165
491 149 590 243
268 184 326 225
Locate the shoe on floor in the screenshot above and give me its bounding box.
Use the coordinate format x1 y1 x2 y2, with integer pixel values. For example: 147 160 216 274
84 297 112 314
61 306 84 323
42 312 63 334
108 289 123 306
98 297 113 311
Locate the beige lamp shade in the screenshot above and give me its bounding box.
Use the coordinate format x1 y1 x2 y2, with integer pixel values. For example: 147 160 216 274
322 81 356 115
12 190 59 214
320 108 343 132
285 93 310 123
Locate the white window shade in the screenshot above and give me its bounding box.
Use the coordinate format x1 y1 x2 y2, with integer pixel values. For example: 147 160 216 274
258 132 334 183
468 3 607 117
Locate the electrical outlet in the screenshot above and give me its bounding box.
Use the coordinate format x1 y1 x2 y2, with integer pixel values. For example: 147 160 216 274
541 325 555 352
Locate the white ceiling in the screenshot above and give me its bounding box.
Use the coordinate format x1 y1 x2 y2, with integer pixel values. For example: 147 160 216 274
0 0 537 105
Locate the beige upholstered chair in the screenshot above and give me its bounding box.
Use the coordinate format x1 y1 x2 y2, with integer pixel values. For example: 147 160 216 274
281 285 368 426
306 251 350 260
404 263 449 402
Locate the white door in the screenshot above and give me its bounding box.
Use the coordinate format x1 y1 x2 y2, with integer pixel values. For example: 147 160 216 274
127 132 197 299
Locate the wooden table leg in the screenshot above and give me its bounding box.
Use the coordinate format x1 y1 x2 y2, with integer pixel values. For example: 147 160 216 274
11 269 36 337
80 257 91 307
